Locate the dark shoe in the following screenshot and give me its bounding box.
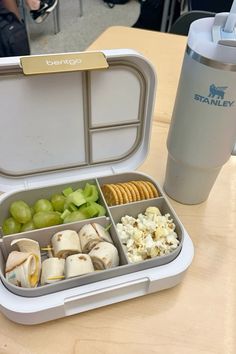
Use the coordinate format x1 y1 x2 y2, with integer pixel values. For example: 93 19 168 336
30 0 58 24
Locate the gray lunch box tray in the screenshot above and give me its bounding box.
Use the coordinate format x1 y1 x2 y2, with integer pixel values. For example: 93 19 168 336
0 172 184 297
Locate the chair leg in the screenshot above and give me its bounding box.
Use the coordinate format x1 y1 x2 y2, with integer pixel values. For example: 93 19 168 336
160 0 171 31
53 0 60 34
78 0 83 17
167 0 177 32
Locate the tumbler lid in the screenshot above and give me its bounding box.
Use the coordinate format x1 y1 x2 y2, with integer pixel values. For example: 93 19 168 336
188 9 236 65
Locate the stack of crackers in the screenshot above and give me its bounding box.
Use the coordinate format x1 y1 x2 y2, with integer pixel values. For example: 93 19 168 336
101 180 159 206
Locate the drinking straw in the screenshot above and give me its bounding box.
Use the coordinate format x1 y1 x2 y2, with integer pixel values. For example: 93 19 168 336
224 0 236 32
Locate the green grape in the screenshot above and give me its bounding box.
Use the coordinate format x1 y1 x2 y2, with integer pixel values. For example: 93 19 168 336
33 211 62 229
30 206 35 217
34 199 53 213
63 211 87 224
2 217 21 235
21 220 35 232
10 200 32 224
51 194 66 212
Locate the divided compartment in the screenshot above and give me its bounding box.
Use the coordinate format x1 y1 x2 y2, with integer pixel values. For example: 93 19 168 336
0 216 129 297
0 173 182 298
89 65 144 127
90 125 141 163
0 178 105 224
0 51 156 193
97 171 163 204
0 60 147 177
87 63 146 164
109 197 184 269
0 72 86 176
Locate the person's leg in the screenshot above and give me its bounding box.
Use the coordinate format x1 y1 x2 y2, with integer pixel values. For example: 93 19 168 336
26 0 58 24
1 0 21 19
25 0 40 10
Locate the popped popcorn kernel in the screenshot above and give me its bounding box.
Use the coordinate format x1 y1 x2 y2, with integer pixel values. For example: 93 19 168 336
116 207 179 263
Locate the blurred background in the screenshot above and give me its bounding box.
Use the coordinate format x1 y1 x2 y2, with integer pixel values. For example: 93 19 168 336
2 0 234 56
27 0 140 54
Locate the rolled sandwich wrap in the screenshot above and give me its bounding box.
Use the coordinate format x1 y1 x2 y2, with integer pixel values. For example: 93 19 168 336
40 258 65 285
92 223 113 244
89 242 119 270
78 224 101 253
11 238 41 285
65 254 94 278
51 230 81 258
11 238 40 258
5 251 40 288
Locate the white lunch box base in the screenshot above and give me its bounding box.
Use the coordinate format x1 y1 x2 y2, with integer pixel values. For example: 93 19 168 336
0 49 194 325
0 230 193 325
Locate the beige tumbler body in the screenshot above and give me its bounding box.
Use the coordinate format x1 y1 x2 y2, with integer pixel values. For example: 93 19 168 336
164 48 236 204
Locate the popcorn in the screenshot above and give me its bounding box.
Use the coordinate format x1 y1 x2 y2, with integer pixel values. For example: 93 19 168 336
116 207 179 263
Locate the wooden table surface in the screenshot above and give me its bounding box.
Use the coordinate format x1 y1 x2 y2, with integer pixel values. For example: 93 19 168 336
0 26 236 354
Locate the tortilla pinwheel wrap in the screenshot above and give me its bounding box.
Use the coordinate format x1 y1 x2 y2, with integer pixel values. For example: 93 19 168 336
89 242 119 270
78 224 101 253
5 251 39 288
40 257 65 285
78 223 113 253
51 230 81 258
5 238 41 288
65 254 94 278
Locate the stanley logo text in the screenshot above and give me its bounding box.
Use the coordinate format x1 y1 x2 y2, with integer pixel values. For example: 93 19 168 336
194 84 234 107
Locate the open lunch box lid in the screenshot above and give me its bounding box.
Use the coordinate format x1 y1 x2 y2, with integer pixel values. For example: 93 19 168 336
0 49 156 192
0 49 194 325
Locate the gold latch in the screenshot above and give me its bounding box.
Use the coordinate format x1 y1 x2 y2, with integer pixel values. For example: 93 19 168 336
20 52 109 75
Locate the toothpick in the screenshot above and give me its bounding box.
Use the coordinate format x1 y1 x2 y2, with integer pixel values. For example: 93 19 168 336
41 247 53 251
47 275 65 280
104 223 112 232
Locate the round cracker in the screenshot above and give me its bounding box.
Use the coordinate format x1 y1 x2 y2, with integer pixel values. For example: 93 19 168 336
141 181 155 198
116 183 132 204
138 181 152 199
111 184 124 204
126 182 141 201
130 181 146 200
123 182 137 202
145 181 159 198
101 184 121 206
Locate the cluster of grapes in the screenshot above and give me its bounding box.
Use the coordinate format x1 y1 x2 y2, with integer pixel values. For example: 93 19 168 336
2 183 106 236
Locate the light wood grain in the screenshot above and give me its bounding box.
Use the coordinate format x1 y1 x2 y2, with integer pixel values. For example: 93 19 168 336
0 27 236 354
87 26 187 124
